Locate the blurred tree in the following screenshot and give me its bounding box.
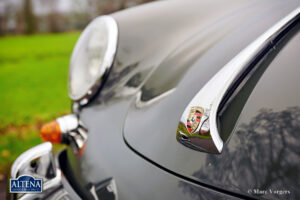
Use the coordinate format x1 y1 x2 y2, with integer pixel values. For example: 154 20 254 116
23 0 36 34
86 0 156 17
0 16 4 36
39 0 62 33
0 0 157 36
47 0 61 33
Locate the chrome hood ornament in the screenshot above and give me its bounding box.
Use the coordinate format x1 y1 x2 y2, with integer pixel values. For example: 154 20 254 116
177 7 300 154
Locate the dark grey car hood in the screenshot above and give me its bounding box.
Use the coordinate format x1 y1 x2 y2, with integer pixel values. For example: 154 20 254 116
81 0 300 199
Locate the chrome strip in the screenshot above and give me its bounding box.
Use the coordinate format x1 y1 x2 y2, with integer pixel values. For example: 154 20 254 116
56 114 79 133
11 142 53 179
177 7 300 153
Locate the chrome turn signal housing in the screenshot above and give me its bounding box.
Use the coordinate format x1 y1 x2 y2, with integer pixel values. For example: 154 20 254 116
40 114 87 155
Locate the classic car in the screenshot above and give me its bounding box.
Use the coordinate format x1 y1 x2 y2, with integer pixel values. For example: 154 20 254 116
10 0 300 199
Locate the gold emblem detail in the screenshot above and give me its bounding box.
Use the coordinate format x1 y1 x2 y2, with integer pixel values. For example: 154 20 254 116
187 107 204 134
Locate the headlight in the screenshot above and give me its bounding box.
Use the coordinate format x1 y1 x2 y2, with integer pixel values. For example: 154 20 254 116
68 16 118 103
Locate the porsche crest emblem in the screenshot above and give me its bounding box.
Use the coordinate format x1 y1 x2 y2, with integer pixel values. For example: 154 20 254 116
186 106 204 134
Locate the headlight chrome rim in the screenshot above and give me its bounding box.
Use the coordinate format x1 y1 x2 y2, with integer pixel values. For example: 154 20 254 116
68 15 118 104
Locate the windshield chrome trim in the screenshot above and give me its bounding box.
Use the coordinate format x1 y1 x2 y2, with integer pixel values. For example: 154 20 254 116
177 7 300 154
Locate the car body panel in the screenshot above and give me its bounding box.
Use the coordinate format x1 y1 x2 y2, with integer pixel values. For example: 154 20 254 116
79 99 243 200
76 0 300 199
91 0 280 104
123 28 300 199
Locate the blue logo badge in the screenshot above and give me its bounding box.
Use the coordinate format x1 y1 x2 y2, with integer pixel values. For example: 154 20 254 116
10 175 43 193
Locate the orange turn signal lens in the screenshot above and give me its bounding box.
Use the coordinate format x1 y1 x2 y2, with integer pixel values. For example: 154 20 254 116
40 121 62 143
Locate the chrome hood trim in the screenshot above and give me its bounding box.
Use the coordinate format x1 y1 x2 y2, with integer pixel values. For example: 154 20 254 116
177 7 300 153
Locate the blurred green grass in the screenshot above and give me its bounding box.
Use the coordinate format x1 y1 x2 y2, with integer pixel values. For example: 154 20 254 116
0 32 80 174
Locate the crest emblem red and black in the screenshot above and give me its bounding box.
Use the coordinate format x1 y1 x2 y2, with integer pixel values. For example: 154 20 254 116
186 106 204 134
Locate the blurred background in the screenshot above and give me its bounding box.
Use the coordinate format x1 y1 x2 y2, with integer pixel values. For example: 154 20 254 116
0 0 155 198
